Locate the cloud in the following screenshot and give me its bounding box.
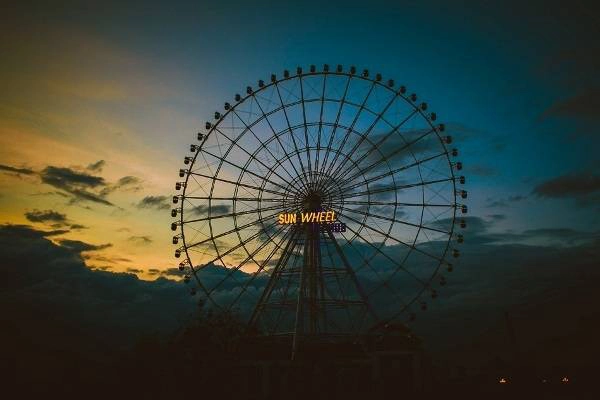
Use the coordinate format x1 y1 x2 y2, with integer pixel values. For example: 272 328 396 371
429 215 599 247
486 214 506 221
542 88 600 123
465 164 497 177
116 176 141 187
69 223 87 230
127 235 153 245
58 239 112 253
413 235 600 363
24 209 87 230
86 160 106 172
432 216 490 236
486 194 526 208
190 204 231 216
84 254 131 264
0 164 35 176
2 162 143 206
533 171 600 200
43 229 71 236
40 166 114 206
518 228 600 245
1 215 599 371
2 224 70 238
0 223 196 362
135 195 170 210
360 129 442 170
100 175 143 196
162 267 187 278
25 209 68 224
41 165 105 188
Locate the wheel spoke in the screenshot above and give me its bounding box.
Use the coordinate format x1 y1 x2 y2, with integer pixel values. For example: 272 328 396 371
184 208 283 250
200 146 300 197
336 151 448 194
341 211 445 263
188 171 291 198
321 80 377 181
273 80 312 190
338 177 456 200
318 74 352 179
250 91 309 193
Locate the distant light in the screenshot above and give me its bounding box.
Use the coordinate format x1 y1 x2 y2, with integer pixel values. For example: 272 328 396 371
499 377 508 384
561 376 569 384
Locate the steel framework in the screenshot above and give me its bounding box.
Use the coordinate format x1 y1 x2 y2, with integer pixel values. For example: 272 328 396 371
171 65 467 349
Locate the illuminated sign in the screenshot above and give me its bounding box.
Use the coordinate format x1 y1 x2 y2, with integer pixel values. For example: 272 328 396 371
277 210 346 232
278 211 336 224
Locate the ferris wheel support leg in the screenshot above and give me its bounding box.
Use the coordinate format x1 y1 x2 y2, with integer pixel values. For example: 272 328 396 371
291 233 308 360
325 228 379 324
248 227 299 329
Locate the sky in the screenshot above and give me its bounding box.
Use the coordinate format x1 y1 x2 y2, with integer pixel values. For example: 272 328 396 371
1 0 599 365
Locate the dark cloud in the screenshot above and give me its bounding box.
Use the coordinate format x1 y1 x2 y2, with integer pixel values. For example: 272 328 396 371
414 236 600 363
30 190 71 198
191 204 231 216
41 166 105 188
508 195 526 202
533 171 600 200
535 29 600 140
444 122 482 141
84 254 131 264
117 176 141 186
43 229 71 236
100 175 143 196
1 224 69 239
40 166 113 206
25 209 68 224
69 223 87 230
147 268 161 275
24 209 87 230
429 215 599 247
86 160 106 172
3 162 142 206
486 194 526 208
58 239 112 253
433 216 489 233
1 212 599 371
465 164 497 177
486 214 506 221
127 235 153 245
519 228 600 246
329 213 600 363
360 129 442 170
162 267 186 278
542 88 600 123
364 182 399 200
68 188 113 206
0 164 35 176
0 223 196 365
136 195 170 210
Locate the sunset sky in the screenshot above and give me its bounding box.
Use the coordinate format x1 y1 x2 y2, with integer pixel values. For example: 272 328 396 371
1 1 599 362
2 1 597 280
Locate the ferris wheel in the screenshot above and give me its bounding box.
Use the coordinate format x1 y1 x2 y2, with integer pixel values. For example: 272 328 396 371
171 64 467 340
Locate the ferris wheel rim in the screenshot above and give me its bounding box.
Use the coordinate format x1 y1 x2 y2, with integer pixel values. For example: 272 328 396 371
173 65 465 329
